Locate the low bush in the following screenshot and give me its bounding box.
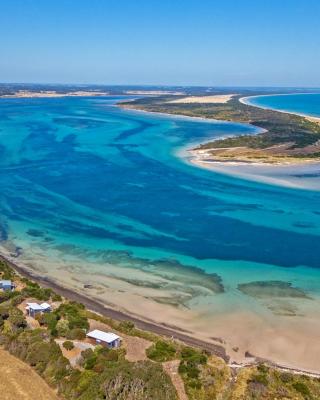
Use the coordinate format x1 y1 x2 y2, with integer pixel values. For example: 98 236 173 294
66 328 86 340
292 381 311 397
146 340 177 362
63 340 74 351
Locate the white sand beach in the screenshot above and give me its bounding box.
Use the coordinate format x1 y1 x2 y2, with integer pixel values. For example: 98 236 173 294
187 147 320 190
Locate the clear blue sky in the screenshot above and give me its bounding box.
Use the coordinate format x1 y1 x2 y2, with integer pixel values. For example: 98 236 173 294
1 0 320 86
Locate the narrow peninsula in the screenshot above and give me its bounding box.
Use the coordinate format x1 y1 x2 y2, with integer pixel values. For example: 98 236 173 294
120 93 320 164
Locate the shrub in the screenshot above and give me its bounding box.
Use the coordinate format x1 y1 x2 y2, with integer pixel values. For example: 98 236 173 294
257 363 269 374
0 303 10 320
249 373 268 387
10 294 24 306
66 328 86 340
118 320 135 333
42 313 59 333
0 261 15 280
180 346 207 365
82 350 97 370
52 293 62 302
56 319 69 337
146 340 177 362
279 372 293 383
63 340 74 351
21 282 53 301
55 302 89 331
292 381 311 397
8 307 27 330
105 349 119 362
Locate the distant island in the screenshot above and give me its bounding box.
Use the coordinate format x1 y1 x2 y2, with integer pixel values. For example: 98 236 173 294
1 90 109 98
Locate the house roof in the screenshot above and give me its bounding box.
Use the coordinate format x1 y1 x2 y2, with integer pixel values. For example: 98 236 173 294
40 302 51 309
26 302 52 311
87 329 121 343
26 302 44 311
0 280 12 286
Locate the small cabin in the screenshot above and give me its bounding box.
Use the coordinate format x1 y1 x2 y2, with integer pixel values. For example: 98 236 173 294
0 280 14 291
86 329 121 348
26 302 52 317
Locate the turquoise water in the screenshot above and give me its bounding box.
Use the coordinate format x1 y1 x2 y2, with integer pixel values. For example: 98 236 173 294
1 96 320 364
244 93 320 118
0 96 318 269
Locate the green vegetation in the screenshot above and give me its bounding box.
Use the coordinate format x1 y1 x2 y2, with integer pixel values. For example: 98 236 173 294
0 259 15 280
0 259 178 400
232 364 320 399
61 358 177 400
3 258 320 399
63 340 74 351
36 301 89 338
21 278 56 301
146 340 178 362
85 310 159 342
121 95 320 160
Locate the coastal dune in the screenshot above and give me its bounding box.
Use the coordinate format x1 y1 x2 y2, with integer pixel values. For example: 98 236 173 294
168 94 236 104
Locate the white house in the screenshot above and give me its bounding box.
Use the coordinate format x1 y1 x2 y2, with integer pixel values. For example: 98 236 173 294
86 329 121 348
0 280 14 291
26 302 52 317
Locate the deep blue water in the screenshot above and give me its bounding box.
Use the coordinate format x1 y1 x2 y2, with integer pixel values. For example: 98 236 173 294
0 96 319 268
245 93 320 118
0 96 319 330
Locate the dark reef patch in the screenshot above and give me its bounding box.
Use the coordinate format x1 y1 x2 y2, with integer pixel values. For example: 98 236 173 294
238 280 311 299
27 229 45 237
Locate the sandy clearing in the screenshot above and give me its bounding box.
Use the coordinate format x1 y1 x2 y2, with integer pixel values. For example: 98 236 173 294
168 94 236 104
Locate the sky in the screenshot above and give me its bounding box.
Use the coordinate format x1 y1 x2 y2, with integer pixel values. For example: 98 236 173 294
1 0 320 87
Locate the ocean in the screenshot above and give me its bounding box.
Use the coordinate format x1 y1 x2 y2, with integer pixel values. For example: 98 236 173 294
0 95 319 369
243 92 320 118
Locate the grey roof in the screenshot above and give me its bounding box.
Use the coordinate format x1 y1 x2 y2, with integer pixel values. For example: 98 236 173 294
0 280 12 285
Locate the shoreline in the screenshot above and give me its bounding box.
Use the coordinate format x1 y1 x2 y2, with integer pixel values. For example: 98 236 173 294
118 99 254 126
0 253 228 361
1 95 320 375
2 252 320 378
240 93 320 124
120 99 320 190
186 151 320 190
